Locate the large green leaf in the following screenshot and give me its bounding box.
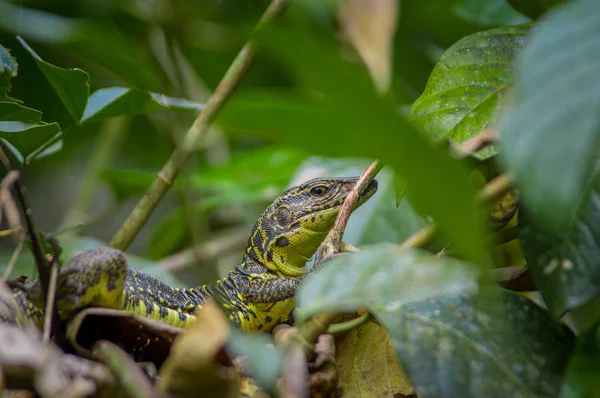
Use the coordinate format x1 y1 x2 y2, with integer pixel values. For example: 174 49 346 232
561 324 600 398
499 0 600 234
218 24 488 268
454 0 530 26
409 24 530 159
0 120 61 165
520 166 600 319
375 291 573 398
81 87 205 124
0 101 43 122
0 43 17 99
18 37 89 126
295 243 480 322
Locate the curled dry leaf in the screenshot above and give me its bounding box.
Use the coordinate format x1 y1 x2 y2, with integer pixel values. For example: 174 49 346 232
156 300 239 398
339 0 398 93
335 319 415 397
66 307 181 368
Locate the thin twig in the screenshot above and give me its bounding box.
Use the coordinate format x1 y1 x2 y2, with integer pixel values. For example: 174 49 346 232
0 227 21 238
451 128 495 158
325 312 371 334
314 160 383 266
110 0 291 251
2 232 24 280
42 262 58 344
0 146 65 348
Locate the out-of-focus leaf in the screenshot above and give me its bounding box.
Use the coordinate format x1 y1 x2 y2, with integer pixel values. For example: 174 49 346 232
191 147 306 194
18 37 89 127
519 166 600 320
454 0 530 26
339 0 398 93
506 0 567 19
218 25 488 268
295 243 479 321
0 121 61 165
0 2 159 89
0 44 17 99
499 0 600 234
335 320 415 397
409 24 530 160
227 329 283 391
394 172 407 207
157 301 238 398
0 101 43 122
81 87 205 124
375 291 574 398
561 324 600 398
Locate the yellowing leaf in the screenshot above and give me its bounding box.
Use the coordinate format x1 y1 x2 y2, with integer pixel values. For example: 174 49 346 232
335 320 415 397
339 0 398 93
157 301 238 398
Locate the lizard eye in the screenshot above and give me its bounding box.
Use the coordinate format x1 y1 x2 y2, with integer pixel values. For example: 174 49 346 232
310 185 328 197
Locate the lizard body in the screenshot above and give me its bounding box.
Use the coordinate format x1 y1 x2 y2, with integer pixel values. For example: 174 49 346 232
10 177 377 332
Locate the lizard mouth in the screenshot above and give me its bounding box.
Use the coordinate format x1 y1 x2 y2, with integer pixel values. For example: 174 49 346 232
356 179 378 208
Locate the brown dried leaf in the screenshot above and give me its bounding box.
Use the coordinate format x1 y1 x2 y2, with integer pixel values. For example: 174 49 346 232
156 300 239 398
66 307 181 368
339 0 398 93
335 320 415 398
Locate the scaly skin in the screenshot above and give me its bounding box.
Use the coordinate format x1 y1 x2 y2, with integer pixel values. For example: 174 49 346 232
10 177 377 332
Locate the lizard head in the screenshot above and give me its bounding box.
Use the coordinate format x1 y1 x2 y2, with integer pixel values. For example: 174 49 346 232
244 176 378 276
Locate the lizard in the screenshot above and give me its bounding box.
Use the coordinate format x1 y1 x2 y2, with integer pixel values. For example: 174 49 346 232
5 176 377 332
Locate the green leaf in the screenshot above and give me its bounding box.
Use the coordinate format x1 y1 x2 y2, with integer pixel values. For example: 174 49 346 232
0 44 17 99
561 325 600 398
81 87 205 124
295 243 480 322
375 291 573 398
0 101 43 122
336 320 415 397
454 0 531 26
0 2 161 89
218 24 488 268
499 0 600 234
519 166 600 319
506 0 567 19
226 330 282 391
0 121 61 165
409 24 530 160
18 37 89 125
